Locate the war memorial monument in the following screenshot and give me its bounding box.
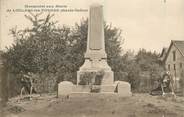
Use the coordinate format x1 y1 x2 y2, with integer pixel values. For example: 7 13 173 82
58 3 132 96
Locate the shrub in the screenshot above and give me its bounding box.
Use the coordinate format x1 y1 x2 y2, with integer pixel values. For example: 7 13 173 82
114 71 128 81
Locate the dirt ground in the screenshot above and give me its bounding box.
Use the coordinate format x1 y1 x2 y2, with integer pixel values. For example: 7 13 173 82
1 93 184 117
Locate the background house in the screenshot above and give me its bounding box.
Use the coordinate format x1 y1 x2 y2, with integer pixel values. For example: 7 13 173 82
160 40 184 92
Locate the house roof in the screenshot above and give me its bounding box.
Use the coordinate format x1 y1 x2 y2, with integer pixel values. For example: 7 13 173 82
163 40 184 62
172 40 184 57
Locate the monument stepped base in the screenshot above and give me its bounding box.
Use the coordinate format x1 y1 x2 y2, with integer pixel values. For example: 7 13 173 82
72 85 116 93
70 81 132 97
58 81 132 97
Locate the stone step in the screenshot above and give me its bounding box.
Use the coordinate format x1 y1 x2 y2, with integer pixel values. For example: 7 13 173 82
70 92 118 98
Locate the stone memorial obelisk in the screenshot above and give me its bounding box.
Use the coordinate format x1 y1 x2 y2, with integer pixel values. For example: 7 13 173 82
77 4 114 91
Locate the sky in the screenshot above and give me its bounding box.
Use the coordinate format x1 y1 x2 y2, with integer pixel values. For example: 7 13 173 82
1 0 184 53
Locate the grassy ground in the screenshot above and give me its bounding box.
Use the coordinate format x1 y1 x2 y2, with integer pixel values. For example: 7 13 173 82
1 93 184 117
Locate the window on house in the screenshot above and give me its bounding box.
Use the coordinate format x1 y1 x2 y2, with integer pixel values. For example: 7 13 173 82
173 51 176 61
180 63 182 68
174 64 176 70
168 64 170 70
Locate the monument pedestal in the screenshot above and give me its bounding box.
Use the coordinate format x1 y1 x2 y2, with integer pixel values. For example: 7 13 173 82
77 63 115 92
77 70 115 93
77 70 114 85
77 58 114 86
